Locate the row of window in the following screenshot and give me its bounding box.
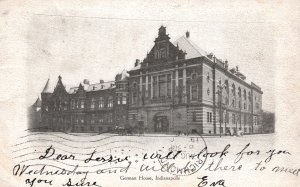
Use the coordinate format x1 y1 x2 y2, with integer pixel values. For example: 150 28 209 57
218 127 253 134
217 79 254 103
51 114 113 124
72 96 114 110
46 95 128 111
73 126 112 132
205 112 258 125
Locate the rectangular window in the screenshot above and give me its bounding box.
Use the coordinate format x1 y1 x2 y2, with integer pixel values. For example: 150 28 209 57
160 48 166 58
63 101 68 110
71 99 75 109
91 114 95 124
254 116 257 125
132 92 137 104
108 113 113 123
153 77 158 98
108 96 113 108
80 100 84 109
117 94 121 105
226 113 229 123
207 112 212 123
91 98 95 109
207 112 209 122
192 112 197 122
191 85 197 101
178 70 183 78
99 97 104 108
232 114 235 124
132 114 136 121
167 74 171 97
122 93 127 104
159 75 166 97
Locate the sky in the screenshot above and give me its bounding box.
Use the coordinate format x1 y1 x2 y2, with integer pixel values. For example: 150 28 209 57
24 1 285 112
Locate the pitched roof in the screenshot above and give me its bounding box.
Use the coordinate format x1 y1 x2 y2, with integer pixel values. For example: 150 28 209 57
173 36 208 59
68 81 115 94
42 78 53 93
116 69 129 81
86 81 115 92
32 97 41 107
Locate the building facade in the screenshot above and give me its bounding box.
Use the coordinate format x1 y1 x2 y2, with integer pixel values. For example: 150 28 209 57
39 26 263 135
127 26 263 135
40 72 128 132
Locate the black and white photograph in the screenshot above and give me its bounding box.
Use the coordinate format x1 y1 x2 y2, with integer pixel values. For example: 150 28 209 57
0 1 299 187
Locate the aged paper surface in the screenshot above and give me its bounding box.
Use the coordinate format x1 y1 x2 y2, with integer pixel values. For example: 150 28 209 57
0 0 300 186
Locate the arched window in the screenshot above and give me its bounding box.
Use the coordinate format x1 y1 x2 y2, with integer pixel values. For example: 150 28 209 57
232 84 236 96
238 87 241 97
243 89 246 100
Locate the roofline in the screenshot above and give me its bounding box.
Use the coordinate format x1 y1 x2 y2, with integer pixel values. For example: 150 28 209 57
202 57 263 94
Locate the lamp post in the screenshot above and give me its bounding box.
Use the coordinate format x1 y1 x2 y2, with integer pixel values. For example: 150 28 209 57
216 82 226 137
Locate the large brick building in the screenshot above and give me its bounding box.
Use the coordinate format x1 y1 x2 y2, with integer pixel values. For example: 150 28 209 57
127 26 263 135
39 26 263 135
40 71 129 132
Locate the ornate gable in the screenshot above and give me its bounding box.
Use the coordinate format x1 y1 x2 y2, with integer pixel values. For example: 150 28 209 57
142 26 186 67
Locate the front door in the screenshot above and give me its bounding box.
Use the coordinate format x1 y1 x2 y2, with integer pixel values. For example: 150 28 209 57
154 116 169 132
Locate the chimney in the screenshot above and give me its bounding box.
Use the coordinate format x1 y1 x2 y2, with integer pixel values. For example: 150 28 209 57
100 80 104 83
134 59 140 67
212 55 216 63
186 31 190 38
225 60 228 70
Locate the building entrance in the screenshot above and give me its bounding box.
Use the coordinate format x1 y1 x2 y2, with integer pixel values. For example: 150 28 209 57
154 115 169 132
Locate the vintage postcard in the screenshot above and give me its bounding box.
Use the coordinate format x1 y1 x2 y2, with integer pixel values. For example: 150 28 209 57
1 0 300 186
